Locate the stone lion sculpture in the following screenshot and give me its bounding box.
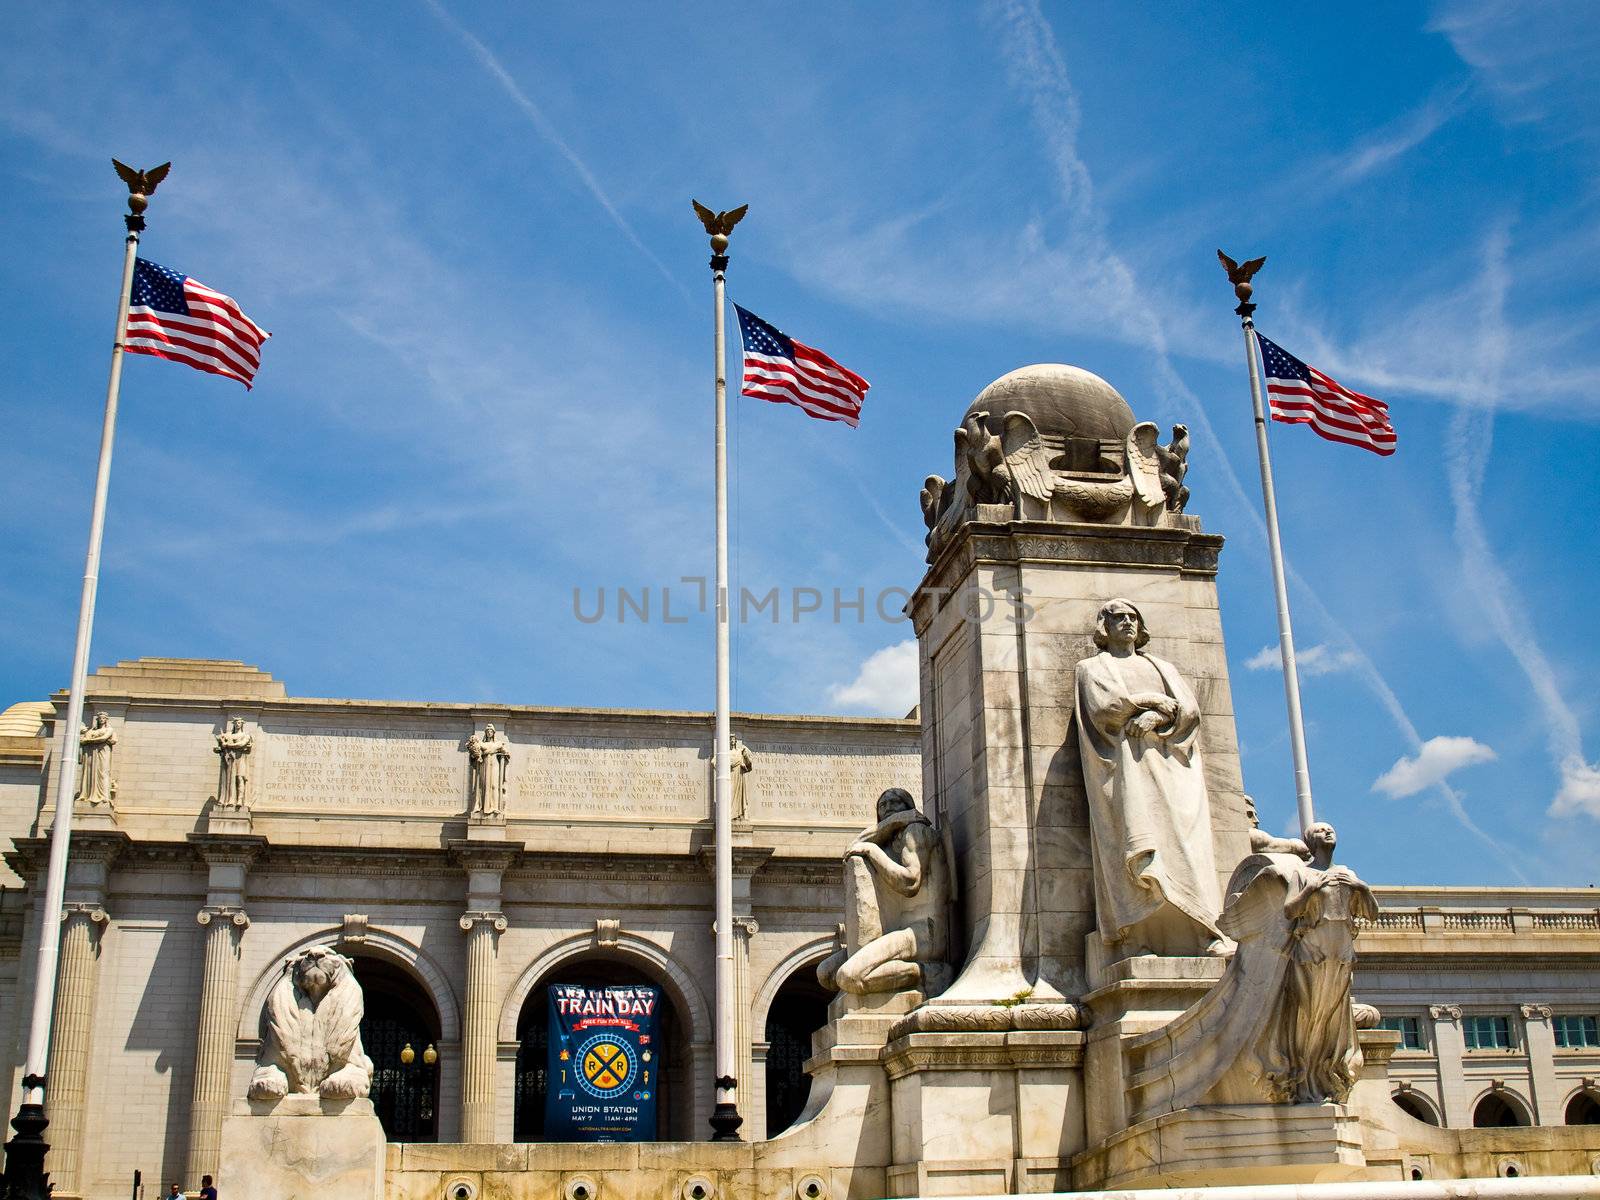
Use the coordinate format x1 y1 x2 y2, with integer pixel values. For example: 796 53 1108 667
247 946 374 1100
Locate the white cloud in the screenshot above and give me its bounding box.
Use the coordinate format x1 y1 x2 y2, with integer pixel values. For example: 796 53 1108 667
1244 643 1360 678
826 640 919 716
1373 736 1497 798
1552 757 1600 820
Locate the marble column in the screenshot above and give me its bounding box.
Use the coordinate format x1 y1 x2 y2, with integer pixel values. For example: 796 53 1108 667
1429 1004 1468 1128
1519 1003 1558 1124
732 914 759 1136
44 902 109 1197
459 909 507 1143
186 905 250 1181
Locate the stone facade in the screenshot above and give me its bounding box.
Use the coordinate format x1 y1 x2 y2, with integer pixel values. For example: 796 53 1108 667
0 662 918 1198
0 656 1597 1197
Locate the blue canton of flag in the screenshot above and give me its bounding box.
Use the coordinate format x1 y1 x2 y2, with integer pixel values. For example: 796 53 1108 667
734 304 869 427
126 259 269 389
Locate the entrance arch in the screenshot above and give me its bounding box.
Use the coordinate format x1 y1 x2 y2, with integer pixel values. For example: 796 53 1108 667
1391 1090 1440 1125
350 953 443 1142
1473 1091 1531 1127
761 963 831 1137
512 958 690 1140
1567 1089 1600 1125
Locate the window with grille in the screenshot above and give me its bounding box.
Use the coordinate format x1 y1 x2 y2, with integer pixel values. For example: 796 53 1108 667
1462 1015 1513 1050
1553 1015 1599 1048
1380 1016 1425 1050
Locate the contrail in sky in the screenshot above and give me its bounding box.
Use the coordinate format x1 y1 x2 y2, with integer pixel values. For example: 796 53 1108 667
1445 229 1600 823
989 0 1531 877
420 0 691 304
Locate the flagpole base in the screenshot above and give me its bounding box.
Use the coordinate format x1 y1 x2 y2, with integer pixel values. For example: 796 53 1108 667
2 1077 52 1200
709 1102 744 1141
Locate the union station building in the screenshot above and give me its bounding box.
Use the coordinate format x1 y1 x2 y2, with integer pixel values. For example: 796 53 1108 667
1 656 1597 1198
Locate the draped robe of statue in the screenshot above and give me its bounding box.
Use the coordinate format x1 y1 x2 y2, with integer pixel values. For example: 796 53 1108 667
1075 648 1224 948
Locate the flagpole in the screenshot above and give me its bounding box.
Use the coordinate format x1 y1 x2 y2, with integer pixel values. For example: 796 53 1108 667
1221 254 1316 837
3 163 164 1198
699 201 744 1140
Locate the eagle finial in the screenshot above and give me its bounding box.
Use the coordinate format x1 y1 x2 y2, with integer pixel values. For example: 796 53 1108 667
112 160 171 230
692 200 749 252
1217 249 1266 315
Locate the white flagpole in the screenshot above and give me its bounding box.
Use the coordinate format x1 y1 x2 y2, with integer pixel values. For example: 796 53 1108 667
14 166 161 1133
1223 254 1316 837
699 201 744 1140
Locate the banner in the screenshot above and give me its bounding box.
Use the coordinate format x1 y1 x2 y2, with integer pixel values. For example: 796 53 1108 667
544 983 660 1141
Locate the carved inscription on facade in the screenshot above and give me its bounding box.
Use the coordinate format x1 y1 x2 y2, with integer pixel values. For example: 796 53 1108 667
751 743 918 825
514 735 704 819
260 727 461 809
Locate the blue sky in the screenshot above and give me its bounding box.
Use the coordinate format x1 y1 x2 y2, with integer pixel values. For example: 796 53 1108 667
2 2 1597 887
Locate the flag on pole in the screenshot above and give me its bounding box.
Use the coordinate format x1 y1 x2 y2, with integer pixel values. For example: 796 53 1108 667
1256 333 1394 456
126 259 269 389
734 304 869 427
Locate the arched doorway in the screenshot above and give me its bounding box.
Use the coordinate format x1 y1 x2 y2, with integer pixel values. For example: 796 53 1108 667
1472 1092 1530 1128
763 968 830 1137
513 959 688 1141
1567 1090 1600 1125
351 955 442 1142
1391 1091 1439 1125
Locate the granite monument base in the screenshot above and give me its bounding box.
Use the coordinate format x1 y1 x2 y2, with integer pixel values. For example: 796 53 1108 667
219 1095 384 1200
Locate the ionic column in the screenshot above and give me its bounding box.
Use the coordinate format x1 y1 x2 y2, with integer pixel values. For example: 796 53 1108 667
731 915 759 1137
459 909 507 1143
1519 1003 1558 1124
44 903 109 1197
186 905 249 1181
1429 1004 1467 1127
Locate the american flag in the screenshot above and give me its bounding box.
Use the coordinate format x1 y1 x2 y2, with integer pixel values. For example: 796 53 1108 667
734 304 868 427
126 259 269 389
1257 333 1394 456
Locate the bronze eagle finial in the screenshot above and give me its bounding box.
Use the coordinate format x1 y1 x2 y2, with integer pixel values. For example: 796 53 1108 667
1217 249 1267 310
692 200 749 238
112 159 172 215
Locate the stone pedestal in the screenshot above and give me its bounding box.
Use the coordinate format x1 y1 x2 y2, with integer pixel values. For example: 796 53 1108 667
1081 951 1223 1146
885 1025 1085 1196
910 517 1253 1008
220 1096 385 1199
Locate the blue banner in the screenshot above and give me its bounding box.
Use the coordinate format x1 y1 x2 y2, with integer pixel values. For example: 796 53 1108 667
544 983 660 1141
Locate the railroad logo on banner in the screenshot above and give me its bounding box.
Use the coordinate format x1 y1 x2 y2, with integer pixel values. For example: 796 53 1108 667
578 1034 637 1098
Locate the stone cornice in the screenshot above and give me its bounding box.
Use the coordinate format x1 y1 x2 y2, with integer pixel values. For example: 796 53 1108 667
47 691 916 734
446 840 524 873
883 1029 1085 1080
187 832 269 867
697 845 776 878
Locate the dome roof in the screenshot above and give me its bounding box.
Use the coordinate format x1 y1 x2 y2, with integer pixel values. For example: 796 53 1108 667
962 364 1135 441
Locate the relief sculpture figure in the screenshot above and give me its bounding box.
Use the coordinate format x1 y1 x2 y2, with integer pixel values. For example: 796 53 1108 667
729 735 754 822
248 946 373 1100
466 723 511 817
817 788 954 997
75 711 117 807
1075 599 1226 957
214 717 253 809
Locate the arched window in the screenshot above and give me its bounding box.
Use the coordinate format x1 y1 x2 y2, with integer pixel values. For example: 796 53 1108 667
764 968 831 1136
349 955 442 1143
1473 1092 1529 1128
513 959 689 1141
1391 1091 1439 1125
1566 1090 1600 1125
